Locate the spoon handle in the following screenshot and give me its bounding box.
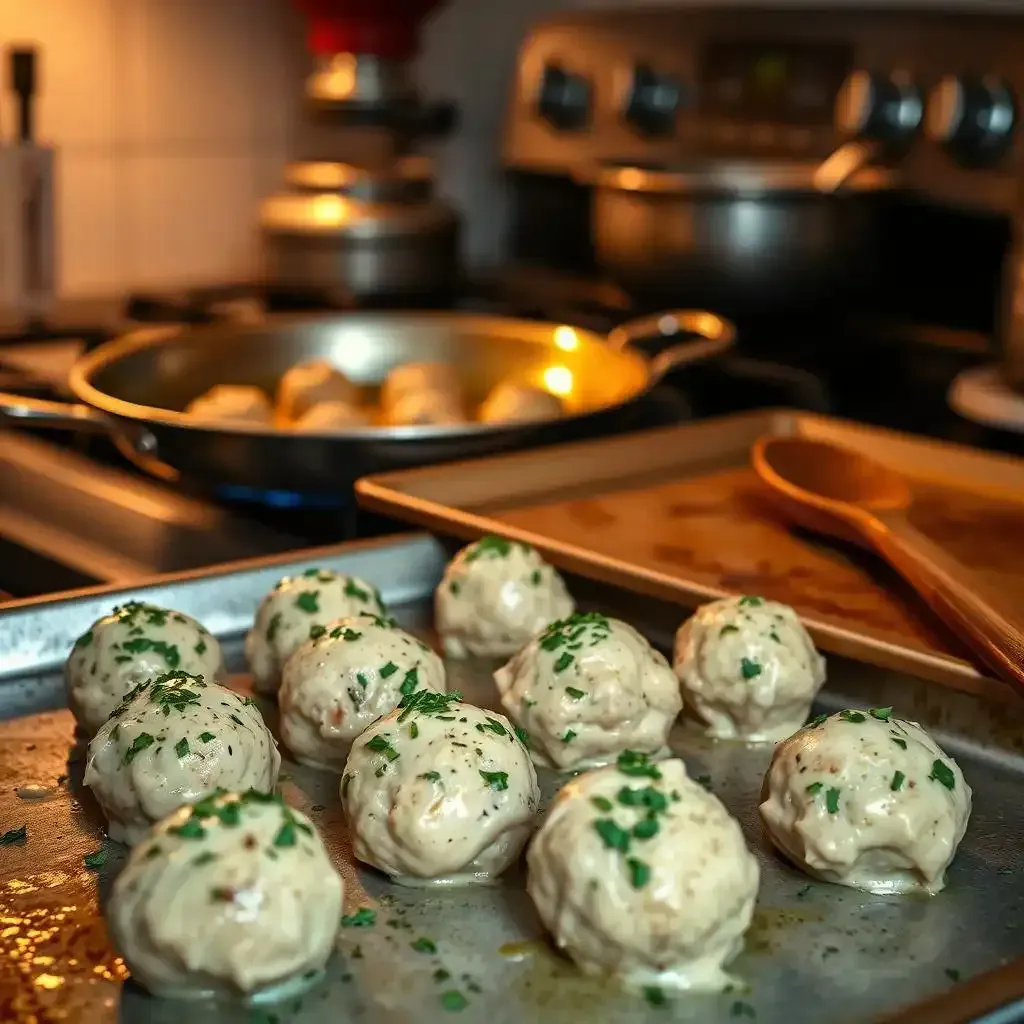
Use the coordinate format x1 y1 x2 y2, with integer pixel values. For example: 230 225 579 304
869 515 1024 695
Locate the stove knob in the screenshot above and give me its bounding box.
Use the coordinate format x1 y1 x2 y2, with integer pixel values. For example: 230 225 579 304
926 75 1016 165
835 70 922 146
537 63 591 132
625 64 683 136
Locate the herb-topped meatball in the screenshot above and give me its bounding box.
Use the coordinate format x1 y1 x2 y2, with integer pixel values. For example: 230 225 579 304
495 612 682 771
66 602 224 736
435 536 575 658
673 595 826 741
527 753 760 992
108 790 342 999
341 691 539 886
245 568 387 696
759 707 972 894
84 671 280 845
277 359 357 421
279 613 446 771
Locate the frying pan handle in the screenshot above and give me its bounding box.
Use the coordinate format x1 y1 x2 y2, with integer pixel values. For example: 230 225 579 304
0 391 113 432
607 310 736 381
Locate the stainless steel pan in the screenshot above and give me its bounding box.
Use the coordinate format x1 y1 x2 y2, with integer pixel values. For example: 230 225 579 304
0 310 733 494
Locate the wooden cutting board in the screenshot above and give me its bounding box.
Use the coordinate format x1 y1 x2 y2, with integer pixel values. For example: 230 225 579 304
357 409 1024 697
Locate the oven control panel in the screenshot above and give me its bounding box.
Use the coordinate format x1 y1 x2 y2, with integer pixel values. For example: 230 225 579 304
502 7 1024 214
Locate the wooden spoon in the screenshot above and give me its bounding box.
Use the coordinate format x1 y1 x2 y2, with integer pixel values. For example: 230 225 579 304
752 435 1024 694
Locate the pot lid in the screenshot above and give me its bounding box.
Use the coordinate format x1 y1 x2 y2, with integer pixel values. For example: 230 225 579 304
284 157 434 201
259 192 456 240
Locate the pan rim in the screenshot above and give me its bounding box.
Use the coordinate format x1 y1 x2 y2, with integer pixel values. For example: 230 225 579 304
67 310 654 441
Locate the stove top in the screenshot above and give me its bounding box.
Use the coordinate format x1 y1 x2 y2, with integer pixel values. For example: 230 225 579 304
0 271 1018 602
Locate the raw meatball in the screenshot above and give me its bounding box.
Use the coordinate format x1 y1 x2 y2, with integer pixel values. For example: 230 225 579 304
84 671 280 845
381 362 460 410
435 536 575 658
277 359 357 421
66 601 224 736
527 754 759 992
495 612 682 771
673 595 826 742
279 613 446 771
186 385 273 425
479 382 563 424
245 568 387 696
759 707 972 894
341 692 539 885
293 401 367 431
108 790 342 999
383 389 466 427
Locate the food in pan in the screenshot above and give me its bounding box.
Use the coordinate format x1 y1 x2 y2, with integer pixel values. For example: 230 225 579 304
383 389 467 427
293 400 368 431
341 691 539 886
84 671 280 845
246 568 386 696
759 707 972 894
380 362 461 410
673 595 826 741
478 382 564 424
107 789 342 999
527 754 759 992
495 612 681 772
279 612 446 771
435 536 575 658
185 384 274 424
65 601 224 736
276 358 358 421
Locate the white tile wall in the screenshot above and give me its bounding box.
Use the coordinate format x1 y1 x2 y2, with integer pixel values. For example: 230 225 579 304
2 0 1024 298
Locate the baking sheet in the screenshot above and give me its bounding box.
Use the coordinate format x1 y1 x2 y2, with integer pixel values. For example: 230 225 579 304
2 534 1024 1024
355 409 1024 699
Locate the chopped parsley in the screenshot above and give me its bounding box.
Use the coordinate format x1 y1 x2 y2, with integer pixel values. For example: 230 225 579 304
199 731 216 743
740 657 762 679
806 782 823 795
273 820 298 848
449 580 460 596
891 771 906 792
869 706 893 722
380 662 399 678
591 796 613 812
825 787 841 814
124 732 155 764
400 668 420 698
295 591 320 613
840 710 867 723
409 722 419 739
341 907 377 928
419 771 442 782
482 718 508 737
695 774 712 791
464 535 516 561
594 818 631 852
174 738 190 758
195 640 207 655
356 672 369 688
807 713 829 728
343 578 371 603
565 686 586 700
892 736 908 750
632 817 659 840
171 818 206 840
74 629 94 649
739 596 764 607
397 689 463 722
309 624 327 640
553 652 574 673
83 848 106 869
617 750 662 779
929 760 956 790
720 624 740 636
440 989 468 1012
643 985 667 1007
626 857 651 888
1 825 27 846
530 569 542 585
561 730 577 743
366 734 400 766
119 636 181 668
266 612 283 642
411 937 437 954
731 1001 756 1018
514 726 531 748
480 770 509 791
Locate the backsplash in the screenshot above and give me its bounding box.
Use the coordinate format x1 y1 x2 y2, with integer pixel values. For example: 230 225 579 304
2 0 1022 299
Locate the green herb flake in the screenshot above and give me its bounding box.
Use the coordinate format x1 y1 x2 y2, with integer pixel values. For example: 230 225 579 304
380 662 399 679
616 750 662 779
341 907 377 928
441 990 468 1012
740 657 762 679
411 937 437 954
356 672 369 688
344 578 371 603
124 732 156 764
591 796 614 812
553 652 574 673
295 591 320 613
565 686 586 700
632 817 659 841
869 706 893 722
695 774 712 791
0 825 27 846
273 820 297 848
419 771 442 782
409 722 419 739
433 968 451 983
929 760 956 791
480 770 509 792
266 612 283 642
807 713 829 729
643 985 667 1007
309 624 327 641
826 787 841 814
171 818 206 840
483 718 508 737
945 968 961 982
561 729 577 744
400 668 420 698
892 736 908 750
83 848 107 869
75 629 94 649
593 818 631 853
194 640 207 655
530 569 542 586
806 782 823 795
731 1002 756 1019
891 771 906 792
199 731 216 743
840 710 867 723
464 535 513 561
739 596 764 607
720 624 740 636
174 737 190 759
514 726 531 748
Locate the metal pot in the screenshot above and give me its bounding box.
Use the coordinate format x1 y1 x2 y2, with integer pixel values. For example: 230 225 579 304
0 309 733 495
260 158 460 304
584 147 896 317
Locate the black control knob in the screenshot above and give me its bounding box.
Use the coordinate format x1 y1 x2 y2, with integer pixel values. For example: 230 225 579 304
926 75 1016 165
835 70 922 146
625 64 682 136
537 63 591 132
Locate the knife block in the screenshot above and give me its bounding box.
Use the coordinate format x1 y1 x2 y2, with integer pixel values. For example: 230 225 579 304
0 142 57 322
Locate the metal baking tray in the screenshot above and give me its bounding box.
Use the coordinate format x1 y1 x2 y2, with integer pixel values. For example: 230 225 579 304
1 533 1023 1024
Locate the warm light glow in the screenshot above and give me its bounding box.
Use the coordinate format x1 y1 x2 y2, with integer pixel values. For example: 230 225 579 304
542 365 574 397
616 167 645 191
311 53 357 100
553 325 580 352
34 973 65 990
311 194 347 226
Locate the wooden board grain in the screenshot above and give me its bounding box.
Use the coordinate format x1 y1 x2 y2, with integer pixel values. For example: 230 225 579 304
356 409 1024 696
